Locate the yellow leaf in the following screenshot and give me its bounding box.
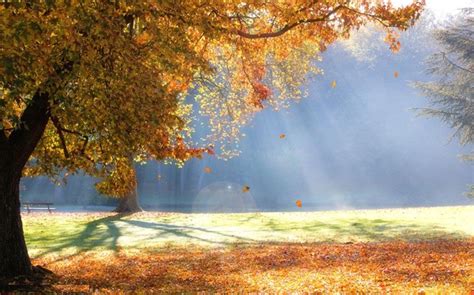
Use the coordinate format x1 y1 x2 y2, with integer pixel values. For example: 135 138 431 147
331 80 337 88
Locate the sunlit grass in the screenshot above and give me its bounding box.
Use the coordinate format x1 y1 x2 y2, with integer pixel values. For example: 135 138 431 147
23 205 474 257
22 206 474 293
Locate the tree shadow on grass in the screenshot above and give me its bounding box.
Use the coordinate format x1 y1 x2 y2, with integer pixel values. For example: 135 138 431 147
31 213 257 260
258 216 468 242
31 213 469 262
120 219 256 245
31 213 131 260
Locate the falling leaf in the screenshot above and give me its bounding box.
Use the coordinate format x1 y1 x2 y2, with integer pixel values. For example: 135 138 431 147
394 71 399 78
242 185 250 193
296 199 302 208
204 167 212 174
156 174 162 181
207 146 216 156
331 80 337 88
279 134 286 139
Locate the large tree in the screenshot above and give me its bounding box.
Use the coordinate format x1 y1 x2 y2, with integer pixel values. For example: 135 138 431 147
0 0 422 279
414 8 473 196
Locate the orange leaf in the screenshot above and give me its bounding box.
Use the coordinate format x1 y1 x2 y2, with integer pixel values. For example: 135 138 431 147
295 199 302 208
204 167 212 174
394 71 399 78
279 133 286 139
242 185 250 193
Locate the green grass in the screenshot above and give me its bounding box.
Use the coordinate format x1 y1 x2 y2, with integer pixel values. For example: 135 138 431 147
23 205 474 258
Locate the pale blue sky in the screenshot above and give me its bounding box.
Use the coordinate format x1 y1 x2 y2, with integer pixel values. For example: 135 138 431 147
393 0 473 17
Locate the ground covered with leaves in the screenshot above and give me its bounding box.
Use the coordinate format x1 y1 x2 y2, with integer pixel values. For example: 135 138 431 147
22 206 474 293
34 240 473 293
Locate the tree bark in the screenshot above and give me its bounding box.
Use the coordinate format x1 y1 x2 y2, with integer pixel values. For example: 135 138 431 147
0 167 32 278
114 186 143 213
0 85 53 279
114 165 143 213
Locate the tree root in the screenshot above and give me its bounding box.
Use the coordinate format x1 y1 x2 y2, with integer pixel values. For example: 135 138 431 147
0 265 58 293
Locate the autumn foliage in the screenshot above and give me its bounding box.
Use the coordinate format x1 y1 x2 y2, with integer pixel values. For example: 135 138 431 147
0 0 424 193
0 0 425 280
33 239 473 293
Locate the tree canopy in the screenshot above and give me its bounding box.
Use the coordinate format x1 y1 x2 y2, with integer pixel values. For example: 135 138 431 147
0 0 424 197
0 0 426 279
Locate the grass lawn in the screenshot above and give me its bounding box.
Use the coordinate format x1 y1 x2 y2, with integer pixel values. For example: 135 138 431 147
22 205 474 293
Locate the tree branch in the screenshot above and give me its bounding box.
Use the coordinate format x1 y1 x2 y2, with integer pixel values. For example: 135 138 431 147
49 118 90 156
8 89 51 172
59 126 89 155
235 4 407 40
441 52 474 74
50 115 70 158
8 60 74 172
80 135 89 155
236 6 344 39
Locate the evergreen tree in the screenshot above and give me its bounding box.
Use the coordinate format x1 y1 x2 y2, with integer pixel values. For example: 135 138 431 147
414 8 474 197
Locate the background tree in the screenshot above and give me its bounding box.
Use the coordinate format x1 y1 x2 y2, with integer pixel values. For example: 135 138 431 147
0 0 423 279
414 8 473 197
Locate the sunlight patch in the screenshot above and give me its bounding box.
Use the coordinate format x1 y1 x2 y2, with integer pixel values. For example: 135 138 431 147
193 181 257 213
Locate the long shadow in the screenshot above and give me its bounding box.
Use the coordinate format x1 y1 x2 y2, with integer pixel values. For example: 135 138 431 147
260 217 468 242
121 219 256 245
32 213 257 260
32 213 469 261
33 213 132 259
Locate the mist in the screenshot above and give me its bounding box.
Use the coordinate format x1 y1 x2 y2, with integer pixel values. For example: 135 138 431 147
21 13 473 212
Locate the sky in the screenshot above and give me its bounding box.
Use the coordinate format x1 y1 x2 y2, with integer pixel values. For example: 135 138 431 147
393 0 473 18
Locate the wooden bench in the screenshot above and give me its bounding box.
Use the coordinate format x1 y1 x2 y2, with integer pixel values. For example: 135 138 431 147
22 202 55 213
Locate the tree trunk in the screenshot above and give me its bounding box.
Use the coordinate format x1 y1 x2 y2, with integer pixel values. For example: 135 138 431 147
114 166 143 213
114 187 143 213
0 61 73 281
0 170 32 278
0 84 54 280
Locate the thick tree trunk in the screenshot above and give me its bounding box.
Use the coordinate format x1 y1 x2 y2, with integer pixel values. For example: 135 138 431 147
114 187 143 213
113 160 143 213
0 169 32 277
0 61 73 281
0 85 53 280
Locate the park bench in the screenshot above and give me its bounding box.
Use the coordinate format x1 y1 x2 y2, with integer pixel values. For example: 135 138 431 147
22 202 55 213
